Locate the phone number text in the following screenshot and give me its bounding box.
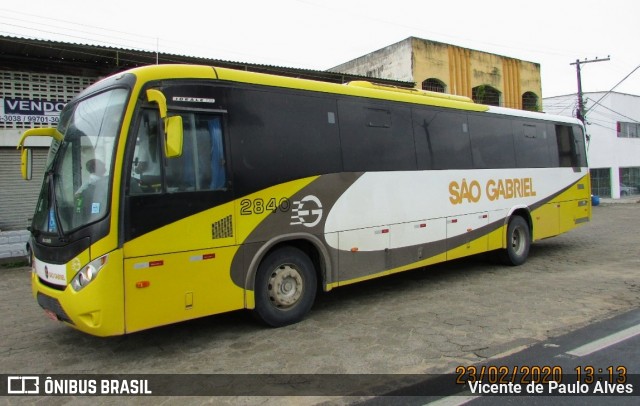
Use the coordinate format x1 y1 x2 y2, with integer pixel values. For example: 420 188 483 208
1 115 59 123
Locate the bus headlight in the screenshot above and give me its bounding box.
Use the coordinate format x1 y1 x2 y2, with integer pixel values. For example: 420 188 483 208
71 255 108 292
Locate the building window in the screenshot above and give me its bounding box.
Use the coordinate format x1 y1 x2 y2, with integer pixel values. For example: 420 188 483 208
590 168 611 198
472 85 501 106
421 78 446 93
617 122 640 138
522 91 539 111
619 167 640 196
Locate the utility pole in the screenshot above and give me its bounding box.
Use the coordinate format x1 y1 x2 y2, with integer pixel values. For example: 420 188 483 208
570 57 610 123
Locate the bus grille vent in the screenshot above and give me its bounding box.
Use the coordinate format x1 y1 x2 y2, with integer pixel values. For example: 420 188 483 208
212 215 233 239
36 292 73 324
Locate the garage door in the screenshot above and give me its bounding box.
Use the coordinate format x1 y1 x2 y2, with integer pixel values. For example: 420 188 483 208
0 148 47 231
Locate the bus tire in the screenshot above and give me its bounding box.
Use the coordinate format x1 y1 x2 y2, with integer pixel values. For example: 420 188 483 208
253 246 317 327
500 216 530 266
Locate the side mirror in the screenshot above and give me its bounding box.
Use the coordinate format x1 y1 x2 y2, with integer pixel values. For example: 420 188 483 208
20 148 33 180
165 116 183 158
146 89 183 158
17 127 62 181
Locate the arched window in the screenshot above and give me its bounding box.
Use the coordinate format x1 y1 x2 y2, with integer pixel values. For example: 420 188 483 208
472 85 501 106
421 78 446 93
522 91 539 111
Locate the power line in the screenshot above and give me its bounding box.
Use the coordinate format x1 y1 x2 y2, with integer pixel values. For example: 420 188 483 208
0 22 152 52
585 63 640 114
0 8 158 41
588 121 615 131
0 8 304 68
585 97 640 123
294 0 589 60
544 102 576 115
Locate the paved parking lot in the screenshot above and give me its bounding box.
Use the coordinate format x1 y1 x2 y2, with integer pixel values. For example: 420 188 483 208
1 203 639 403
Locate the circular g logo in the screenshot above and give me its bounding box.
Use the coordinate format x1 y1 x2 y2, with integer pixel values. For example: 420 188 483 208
290 195 323 228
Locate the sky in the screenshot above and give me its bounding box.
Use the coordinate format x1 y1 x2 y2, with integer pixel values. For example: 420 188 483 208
1 0 639 99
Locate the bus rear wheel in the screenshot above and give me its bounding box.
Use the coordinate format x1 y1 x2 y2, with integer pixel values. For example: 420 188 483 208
253 246 317 327
500 216 530 266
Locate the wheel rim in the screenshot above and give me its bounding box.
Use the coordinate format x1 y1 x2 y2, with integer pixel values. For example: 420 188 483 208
511 226 526 256
267 264 303 308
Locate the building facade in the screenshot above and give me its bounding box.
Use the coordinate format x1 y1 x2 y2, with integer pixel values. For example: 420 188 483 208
330 37 543 111
0 35 412 234
544 92 640 198
1 69 100 232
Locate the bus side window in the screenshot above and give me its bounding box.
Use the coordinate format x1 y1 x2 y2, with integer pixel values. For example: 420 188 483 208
207 117 227 190
130 111 162 194
571 125 588 167
513 121 554 168
556 124 583 168
468 114 515 169
413 109 472 170
165 114 227 192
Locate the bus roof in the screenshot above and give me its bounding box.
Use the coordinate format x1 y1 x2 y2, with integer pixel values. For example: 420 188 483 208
128 64 581 125
486 105 583 127
213 65 490 112
128 64 488 113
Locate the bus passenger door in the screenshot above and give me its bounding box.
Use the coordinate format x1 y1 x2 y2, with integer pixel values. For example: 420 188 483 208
123 109 243 333
446 212 489 261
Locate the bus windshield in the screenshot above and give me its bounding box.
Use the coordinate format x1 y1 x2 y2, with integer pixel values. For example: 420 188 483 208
32 88 129 236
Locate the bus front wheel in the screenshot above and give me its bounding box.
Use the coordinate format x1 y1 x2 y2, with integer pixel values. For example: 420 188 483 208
253 246 317 327
500 216 530 266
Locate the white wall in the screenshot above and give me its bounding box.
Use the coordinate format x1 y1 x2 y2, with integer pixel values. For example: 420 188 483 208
543 92 640 198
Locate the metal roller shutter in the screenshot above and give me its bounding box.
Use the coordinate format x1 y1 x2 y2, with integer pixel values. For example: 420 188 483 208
0 147 47 231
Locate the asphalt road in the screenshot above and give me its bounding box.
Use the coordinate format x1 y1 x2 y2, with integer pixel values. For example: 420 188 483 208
362 307 640 405
1 202 639 405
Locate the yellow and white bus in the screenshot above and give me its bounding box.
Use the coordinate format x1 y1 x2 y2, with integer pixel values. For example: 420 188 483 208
18 65 591 336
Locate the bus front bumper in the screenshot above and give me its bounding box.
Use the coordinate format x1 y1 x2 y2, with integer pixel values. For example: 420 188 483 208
31 252 125 337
